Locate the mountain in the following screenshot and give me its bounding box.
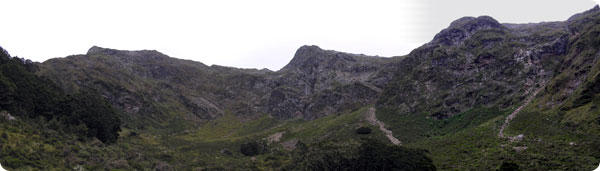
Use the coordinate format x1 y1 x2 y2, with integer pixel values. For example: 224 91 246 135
379 15 566 119
38 45 395 129
376 6 600 170
0 5 599 171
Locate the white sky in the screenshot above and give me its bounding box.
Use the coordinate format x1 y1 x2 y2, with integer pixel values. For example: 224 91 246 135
0 0 598 70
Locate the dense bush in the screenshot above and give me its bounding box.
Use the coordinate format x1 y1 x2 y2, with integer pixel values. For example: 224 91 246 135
128 131 138 137
355 127 372 134
573 73 600 108
240 141 264 156
497 162 520 171
286 138 436 170
0 46 121 143
353 138 436 170
62 91 122 143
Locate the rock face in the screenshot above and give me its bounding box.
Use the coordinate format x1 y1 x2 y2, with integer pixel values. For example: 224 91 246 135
272 45 393 119
432 16 504 46
280 45 389 91
378 14 569 118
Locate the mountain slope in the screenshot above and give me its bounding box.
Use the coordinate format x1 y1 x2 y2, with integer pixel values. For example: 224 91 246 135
38 45 396 130
378 6 600 170
378 15 566 119
0 46 127 170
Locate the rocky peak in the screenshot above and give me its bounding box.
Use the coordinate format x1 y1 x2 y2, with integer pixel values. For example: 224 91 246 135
279 45 386 73
432 16 504 46
87 46 168 60
87 46 108 55
448 16 502 32
567 5 600 33
567 5 599 22
280 45 335 72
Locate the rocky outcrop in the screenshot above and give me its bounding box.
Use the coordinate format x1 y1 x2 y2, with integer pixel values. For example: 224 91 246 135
279 45 391 93
431 16 503 46
266 45 395 119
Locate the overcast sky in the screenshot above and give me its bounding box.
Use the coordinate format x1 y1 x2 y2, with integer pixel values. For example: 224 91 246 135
1 0 598 70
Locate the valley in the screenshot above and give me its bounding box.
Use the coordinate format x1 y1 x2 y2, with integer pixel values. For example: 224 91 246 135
1 5 600 171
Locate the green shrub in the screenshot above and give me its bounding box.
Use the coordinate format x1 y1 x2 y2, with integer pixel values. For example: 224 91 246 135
128 131 138 137
240 141 262 156
353 138 436 171
286 138 436 170
0 48 121 144
355 127 372 134
497 161 520 171
59 91 121 144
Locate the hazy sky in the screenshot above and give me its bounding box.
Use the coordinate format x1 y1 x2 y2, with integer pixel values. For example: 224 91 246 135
1 0 598 70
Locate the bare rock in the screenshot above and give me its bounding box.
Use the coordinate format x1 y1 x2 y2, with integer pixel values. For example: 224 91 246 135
510 134 525 142
154 161 173 171
281 138 299 151
513 146 528 152
107 159 130 170
1 111 15 121
267 132 285 144
220 149 232 156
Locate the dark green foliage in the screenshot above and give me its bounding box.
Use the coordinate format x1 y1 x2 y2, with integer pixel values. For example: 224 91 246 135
0 58 61 118
240 141 263 156
355 127 372 134
498 162 520 171
0 46 10 59
573 73 600 108
591 139 600 159
286 138 436 170
0 73 15 109
220 149 232 156
63 91 122 143
352 138 436 171
0 47 120 143
375 106 508 143
128 131 138 137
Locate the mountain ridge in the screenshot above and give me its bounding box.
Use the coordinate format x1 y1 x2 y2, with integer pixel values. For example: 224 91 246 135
39 43 393 124
38 8 585 122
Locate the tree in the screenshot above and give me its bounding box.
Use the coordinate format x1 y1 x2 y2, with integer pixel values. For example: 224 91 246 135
352 138 436 171
355 127 372 134
65 91 122 143
0 47 121 144
498 162 520 171
285 138 437 170
240 141 265 156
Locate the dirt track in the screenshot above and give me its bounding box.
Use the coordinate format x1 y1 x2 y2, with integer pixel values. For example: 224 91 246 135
499 84 545 138
366 107 401 145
